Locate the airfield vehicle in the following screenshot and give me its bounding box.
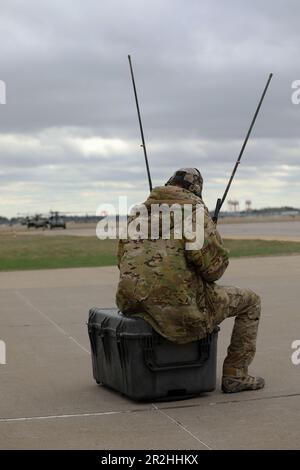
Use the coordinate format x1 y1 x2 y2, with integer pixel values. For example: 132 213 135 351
19 210 101 230
48 211 66 229
26 214 49 229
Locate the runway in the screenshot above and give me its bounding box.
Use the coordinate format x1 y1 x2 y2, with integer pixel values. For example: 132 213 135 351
6 219 299 241
219 220 300 242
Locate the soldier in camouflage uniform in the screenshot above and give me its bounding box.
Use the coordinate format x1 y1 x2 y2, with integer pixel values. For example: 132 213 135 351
116 168 264 393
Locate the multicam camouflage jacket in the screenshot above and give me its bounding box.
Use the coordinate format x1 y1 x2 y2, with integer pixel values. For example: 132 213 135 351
116 185 229 343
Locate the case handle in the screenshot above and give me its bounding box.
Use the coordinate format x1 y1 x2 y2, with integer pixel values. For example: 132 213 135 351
144 339 210 372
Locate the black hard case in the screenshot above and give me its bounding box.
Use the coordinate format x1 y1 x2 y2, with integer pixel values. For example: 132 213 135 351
88 308 219 401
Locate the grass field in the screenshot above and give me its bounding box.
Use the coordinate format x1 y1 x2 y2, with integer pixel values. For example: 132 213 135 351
1 234 300 271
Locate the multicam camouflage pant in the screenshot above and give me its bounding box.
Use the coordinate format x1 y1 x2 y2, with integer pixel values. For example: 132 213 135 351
212 287 261 371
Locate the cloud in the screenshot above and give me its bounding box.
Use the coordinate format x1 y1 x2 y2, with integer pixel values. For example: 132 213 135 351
0 0 300 216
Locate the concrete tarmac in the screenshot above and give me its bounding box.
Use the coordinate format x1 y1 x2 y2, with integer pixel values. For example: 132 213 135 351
5 220 300 241
0 257 299 449
219 220 300 242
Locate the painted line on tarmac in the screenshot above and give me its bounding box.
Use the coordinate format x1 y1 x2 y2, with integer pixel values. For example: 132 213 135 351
14 290 90 354
152 404 212 450
0 407 153 423
0 405 213 450
157 391 300 412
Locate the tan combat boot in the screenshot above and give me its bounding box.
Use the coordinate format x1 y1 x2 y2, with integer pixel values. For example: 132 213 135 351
222 367 265 393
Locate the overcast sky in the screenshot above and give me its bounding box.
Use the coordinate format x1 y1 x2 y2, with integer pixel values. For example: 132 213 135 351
0 0 300 217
